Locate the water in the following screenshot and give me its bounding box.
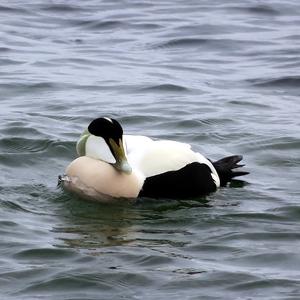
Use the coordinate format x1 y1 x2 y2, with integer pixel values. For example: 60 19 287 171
1 1 300 299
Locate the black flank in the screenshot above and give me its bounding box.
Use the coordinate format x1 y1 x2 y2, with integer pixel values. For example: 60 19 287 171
139 162 217 199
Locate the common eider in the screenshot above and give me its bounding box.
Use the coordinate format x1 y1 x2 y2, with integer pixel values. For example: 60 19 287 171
62 117 248 201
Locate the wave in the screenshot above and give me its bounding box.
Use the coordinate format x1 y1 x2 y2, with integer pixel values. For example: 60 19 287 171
0 5 28 14
0 137 75 158
139 84 189 92
273 205 300 221
73 19 126 30
40 4 82 12
230 4 280 16
151 38 268 50
14 247 77 259
249 76 300 88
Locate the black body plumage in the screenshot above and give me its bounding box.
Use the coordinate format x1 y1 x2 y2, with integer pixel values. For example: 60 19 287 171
139 162 217 199
139 155 249 199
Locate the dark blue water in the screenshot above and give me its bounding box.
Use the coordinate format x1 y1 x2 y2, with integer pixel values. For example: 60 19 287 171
1 1 300 299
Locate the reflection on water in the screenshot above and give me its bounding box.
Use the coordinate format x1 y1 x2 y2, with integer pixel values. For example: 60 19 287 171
52 191 212 250
54 200 140 249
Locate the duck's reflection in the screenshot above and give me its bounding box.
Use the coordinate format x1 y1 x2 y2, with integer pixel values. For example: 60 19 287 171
52 193 141 249
51 182 247 251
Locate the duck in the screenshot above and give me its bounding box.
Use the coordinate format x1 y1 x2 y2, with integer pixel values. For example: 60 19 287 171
62 117 248 201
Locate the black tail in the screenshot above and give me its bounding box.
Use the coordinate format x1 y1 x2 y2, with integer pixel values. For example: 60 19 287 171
213 155 249 186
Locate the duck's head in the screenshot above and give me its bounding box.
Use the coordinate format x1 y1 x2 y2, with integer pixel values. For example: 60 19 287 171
76 117 132 174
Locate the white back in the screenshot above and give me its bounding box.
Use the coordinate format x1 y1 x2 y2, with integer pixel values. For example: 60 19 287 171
133 144 192 177
124 135 220 187
126 137 197 173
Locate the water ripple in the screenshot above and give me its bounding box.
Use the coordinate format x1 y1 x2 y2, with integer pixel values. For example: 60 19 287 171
139 84 189 93
152 38 273 51
14 248 78 260
76 20 126 30
231 4 280 16
40 4 82 13
0 5 28 14
250 76 300 88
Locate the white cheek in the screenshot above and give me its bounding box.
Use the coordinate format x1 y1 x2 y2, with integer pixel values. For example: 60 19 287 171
85 136 116 164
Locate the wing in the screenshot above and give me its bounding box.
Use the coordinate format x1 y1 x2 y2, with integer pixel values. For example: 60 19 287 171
124 135 216 179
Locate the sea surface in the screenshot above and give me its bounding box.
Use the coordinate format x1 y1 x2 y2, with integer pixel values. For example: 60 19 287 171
1 1 300 299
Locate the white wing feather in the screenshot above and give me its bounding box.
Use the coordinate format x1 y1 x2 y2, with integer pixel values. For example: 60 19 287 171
124 135 220 186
